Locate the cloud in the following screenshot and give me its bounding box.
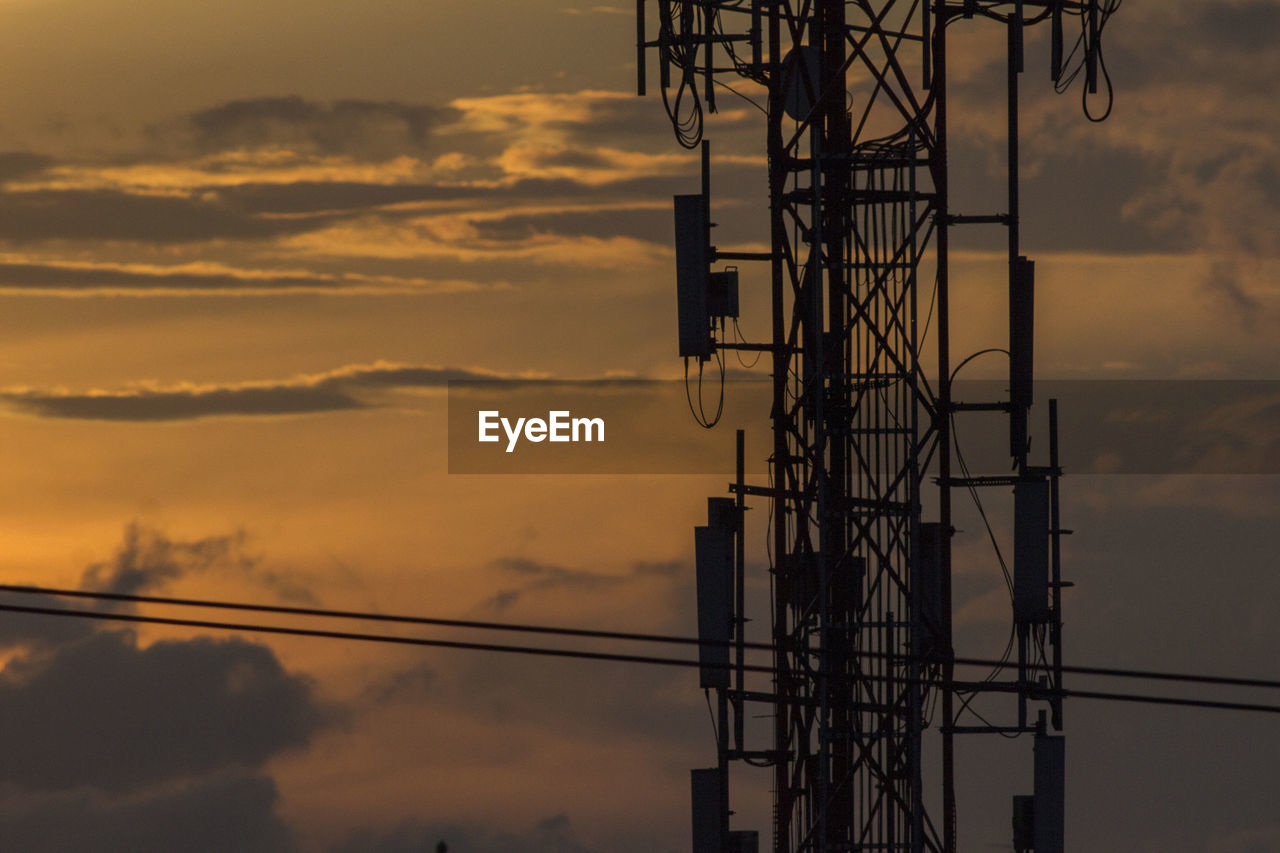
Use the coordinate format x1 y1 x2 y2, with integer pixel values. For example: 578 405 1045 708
197 171 700 219
947 133 1179 254
79 522 318 606
0 258 332 292
0 90 712 293
480 556 628 611
561 5 632 16
213 179 473 216
0 362 504 422
468 205 673 245
0 188 302 244
0 630 323 792
0 591 97 649
0 253 495 296
330 813 604 853
0 152 54 184
941 2 1278 331
2 382 359 421
0 523 262 647
494 142 690 186
361 662 437 707
0 173 688 286
79 522 253 597
0 771 297 853
184 96 460 160
1053 4 1276 317
448 91 640 137
1207 824 1280 853
1108 0 1280 92
1199 0 1280 49
0 524 330 846
278 214 668 267
1056 480 1280 851
449 89 750 152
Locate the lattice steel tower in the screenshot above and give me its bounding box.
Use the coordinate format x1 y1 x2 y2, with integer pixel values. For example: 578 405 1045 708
638 1 1119 852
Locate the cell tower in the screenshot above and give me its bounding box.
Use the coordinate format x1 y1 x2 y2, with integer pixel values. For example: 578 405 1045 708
636 2 1119 852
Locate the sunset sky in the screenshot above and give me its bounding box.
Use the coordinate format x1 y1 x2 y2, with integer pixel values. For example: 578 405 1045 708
0 1 1277 851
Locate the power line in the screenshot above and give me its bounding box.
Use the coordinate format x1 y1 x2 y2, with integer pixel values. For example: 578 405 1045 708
971 681 1280 716
4 584 1280 694
2 599 1280 717
0 601 776 675
1060 688 1280 717
0 583 773 651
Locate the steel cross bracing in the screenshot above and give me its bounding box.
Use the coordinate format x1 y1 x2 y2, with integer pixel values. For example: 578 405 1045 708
640 1 1115 852
765 6 938 852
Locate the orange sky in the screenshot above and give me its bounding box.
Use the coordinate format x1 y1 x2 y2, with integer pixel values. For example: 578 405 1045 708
0 2 1277 852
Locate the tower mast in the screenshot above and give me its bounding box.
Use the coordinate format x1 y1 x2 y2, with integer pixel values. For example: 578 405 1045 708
640 3 1118 850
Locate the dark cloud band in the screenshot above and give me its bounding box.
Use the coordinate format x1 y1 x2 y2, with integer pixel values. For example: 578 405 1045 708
0 363 503 422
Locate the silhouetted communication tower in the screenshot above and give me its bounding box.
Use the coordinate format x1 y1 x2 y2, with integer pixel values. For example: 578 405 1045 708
636 1 1119 852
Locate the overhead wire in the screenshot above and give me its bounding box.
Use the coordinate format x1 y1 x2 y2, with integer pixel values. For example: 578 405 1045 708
3 599 1279 717
0 600 774 674
5 585 1280 695
0 582 766 651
